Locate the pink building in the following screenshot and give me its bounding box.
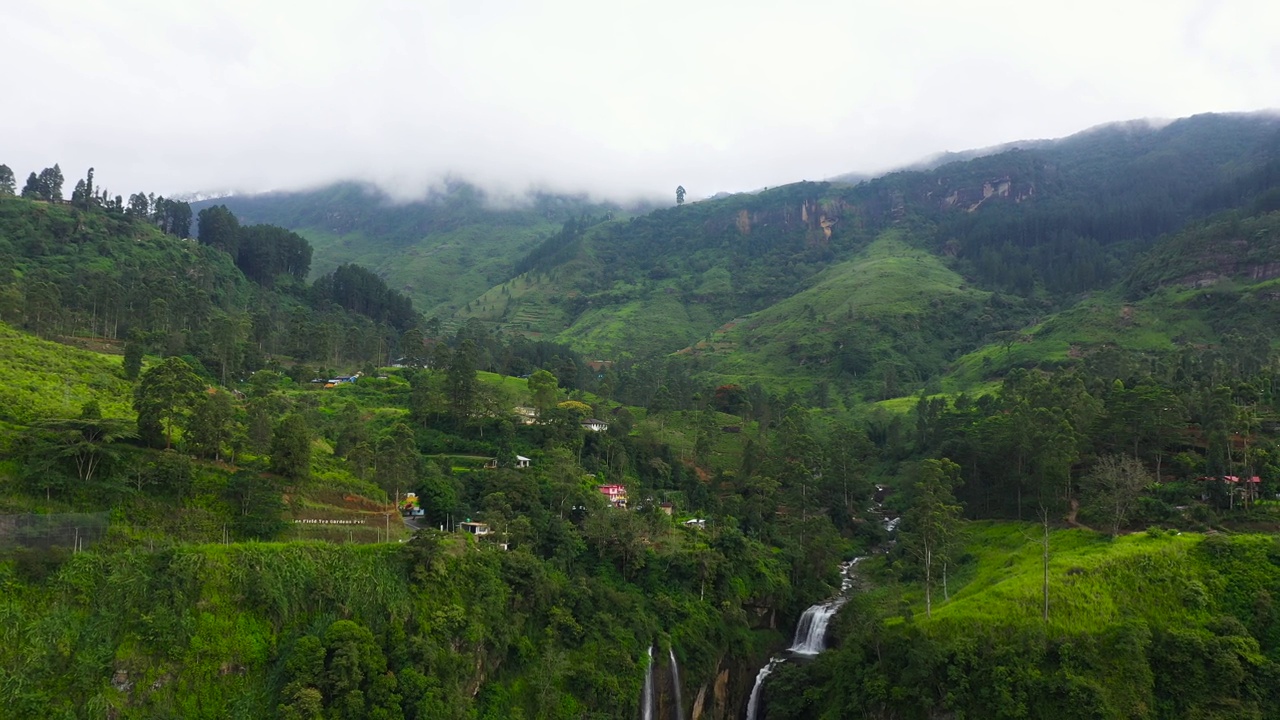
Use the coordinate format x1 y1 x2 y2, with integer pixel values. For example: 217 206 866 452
597 484 628 508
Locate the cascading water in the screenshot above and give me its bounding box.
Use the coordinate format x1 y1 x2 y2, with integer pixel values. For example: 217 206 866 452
787 602 839 655
744 560 861 719
745 657 781 720
745 518 894 719
669 647 685 720
641 645 655 720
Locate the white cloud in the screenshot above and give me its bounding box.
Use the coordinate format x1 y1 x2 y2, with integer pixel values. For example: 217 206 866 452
3 0 1278 202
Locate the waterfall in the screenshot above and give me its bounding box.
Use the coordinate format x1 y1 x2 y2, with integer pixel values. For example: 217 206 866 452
669 647 685 720
743 557 866 718
745 657 781 720
642 645 655 720
787 603 838 655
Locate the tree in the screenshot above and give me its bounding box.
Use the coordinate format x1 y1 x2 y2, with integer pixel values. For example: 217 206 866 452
236 224 312 285
227 470 287 540
71 179 89 208
126 192 150 218
71 168 96 209
676 185 686 206
123 335 145 380
527 369 559 412
0 164 14 195
270 413 312 481
134 357 205 449
374 422 418 497
446 339 478 429
583 506 649 579
209 311 248 385
21 172 40 199
1082 454 1152 537
398 327 425 366
187 390 236 461
197 204 242 256
25 401 134 497
37 164 64 202
151 196 193 237
902 458 964 619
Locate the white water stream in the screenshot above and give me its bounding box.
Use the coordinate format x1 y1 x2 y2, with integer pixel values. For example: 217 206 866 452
743 502 901 719
642 644 655 720
669 647 685 720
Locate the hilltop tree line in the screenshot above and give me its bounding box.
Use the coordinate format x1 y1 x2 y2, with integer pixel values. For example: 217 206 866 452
1 162 194 237
0 181 446 384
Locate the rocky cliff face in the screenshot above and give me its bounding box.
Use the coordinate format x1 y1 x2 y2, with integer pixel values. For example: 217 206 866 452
640 649 762 720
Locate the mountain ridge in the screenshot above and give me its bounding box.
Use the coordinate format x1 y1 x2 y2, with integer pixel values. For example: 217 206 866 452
194 112 1280 403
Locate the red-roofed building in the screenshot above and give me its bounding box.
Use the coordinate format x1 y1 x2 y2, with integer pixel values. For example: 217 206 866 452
597 484 628 508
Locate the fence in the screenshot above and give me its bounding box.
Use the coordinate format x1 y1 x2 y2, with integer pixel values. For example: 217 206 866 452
0 512 110 551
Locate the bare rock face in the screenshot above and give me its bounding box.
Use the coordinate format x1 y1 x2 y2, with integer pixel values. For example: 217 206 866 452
711 668 730 719
692 684 709 720
688 655 758 720
111 669 132 693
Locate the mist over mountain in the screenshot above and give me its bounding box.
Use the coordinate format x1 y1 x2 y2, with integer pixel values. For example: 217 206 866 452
196 111 1280 384
6 0 1280 710
11 100 1280 718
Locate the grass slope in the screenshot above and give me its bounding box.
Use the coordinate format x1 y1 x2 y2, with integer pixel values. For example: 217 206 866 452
300 221 557 318
923 523 1206 633
765 524 1280 718
872 211 1280 405
690 231 994 397
0 321 133 426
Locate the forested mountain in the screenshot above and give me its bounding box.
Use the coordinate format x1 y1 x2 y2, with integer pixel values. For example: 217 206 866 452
195 181 643 318
444 112 1280 405
188 113 1280 406
11 112 1280 719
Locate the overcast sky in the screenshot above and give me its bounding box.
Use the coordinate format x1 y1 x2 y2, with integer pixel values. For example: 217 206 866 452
4 0 1279 202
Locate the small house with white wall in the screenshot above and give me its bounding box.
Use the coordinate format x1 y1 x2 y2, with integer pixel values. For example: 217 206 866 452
484 455 531 469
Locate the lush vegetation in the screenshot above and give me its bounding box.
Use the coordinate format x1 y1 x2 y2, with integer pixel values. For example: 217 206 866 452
7 113 1280 718
764 527 1280 719
196 181 640 318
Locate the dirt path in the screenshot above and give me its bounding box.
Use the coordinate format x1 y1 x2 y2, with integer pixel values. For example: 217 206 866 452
1065 498 1088 529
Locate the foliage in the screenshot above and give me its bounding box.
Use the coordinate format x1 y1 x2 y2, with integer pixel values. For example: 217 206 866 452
195 180 631 318
0 321 134 424
311 263 416 331
271 413 312 481
901 458 964 618
1083 454 1154 537
766 528 1280 719
6 114 1280 718
134 356 205 449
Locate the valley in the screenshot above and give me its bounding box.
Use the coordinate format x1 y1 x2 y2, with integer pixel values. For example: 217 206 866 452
6 111 1280 718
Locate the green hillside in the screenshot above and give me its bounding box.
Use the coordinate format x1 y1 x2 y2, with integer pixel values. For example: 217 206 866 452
198 181 636 318
298 222 555 318
765 526 1280 718
0 316 827 719
198 114 1280 404
941 210 1280 387
0 321 132 426
11 112 1280 719
446 113 1280 399
684 230 1025 402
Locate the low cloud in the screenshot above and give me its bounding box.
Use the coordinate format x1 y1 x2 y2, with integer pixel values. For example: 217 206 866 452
4 0 1279 204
